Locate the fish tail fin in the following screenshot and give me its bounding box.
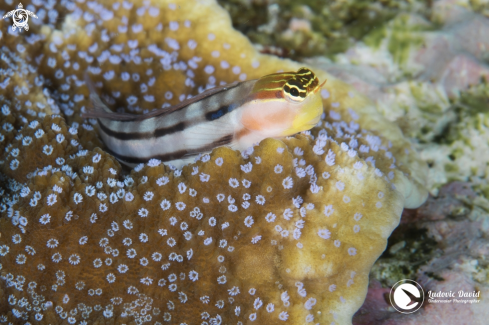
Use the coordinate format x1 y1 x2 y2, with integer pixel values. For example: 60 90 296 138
81 73 136 121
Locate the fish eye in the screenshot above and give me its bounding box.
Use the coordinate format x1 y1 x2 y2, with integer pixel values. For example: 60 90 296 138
283 82 306 103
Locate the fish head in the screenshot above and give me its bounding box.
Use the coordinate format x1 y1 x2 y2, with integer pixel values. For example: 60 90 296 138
242 68 325 137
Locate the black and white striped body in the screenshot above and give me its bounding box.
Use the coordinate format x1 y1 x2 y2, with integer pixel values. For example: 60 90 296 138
90 80 257 168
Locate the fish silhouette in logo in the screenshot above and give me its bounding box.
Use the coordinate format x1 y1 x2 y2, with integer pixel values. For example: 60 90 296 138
401 288 423 307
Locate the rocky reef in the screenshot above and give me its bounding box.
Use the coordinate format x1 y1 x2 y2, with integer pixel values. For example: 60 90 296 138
305 1 489 195
0 0 429 324
218 0 431 59
354 181 489 324
289 0 489 323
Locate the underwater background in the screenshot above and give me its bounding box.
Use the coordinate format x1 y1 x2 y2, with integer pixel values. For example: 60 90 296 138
0 0 488 324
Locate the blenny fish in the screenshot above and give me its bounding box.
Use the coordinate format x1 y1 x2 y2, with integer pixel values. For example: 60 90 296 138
83 68 325 168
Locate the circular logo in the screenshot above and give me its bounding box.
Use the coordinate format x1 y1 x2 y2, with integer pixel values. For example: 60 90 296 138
389 279 424 314
13 9 29 28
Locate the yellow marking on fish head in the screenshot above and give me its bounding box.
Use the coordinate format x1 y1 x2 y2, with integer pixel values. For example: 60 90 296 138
241 68 324 137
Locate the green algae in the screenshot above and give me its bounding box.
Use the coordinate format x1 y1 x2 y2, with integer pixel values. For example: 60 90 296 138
409 82 450 114
365 13 431 66
444 163 459 173
217 0 431 59
458 78 489 116
370 227 439 287
371 193 489 287
481 185 489 200
363 24 388 49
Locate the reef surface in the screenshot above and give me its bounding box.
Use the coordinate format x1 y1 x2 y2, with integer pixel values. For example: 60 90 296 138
0 0 486 324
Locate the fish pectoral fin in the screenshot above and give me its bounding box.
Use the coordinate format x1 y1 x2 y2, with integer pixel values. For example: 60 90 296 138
179 135 235 159
180 120 238 156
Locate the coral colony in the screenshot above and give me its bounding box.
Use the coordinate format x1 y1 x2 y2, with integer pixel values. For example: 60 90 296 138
0 0 428 324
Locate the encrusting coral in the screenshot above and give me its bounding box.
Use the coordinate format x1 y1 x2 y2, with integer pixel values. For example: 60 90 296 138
0 0 428 324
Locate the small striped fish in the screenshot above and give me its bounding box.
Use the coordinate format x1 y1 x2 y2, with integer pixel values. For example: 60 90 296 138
83 68 325 168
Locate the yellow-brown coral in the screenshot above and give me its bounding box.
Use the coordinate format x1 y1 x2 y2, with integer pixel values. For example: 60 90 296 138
0 126 405 324
0 0 428 324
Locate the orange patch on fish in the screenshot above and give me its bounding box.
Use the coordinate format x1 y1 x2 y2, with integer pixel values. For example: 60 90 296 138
240 102 295 132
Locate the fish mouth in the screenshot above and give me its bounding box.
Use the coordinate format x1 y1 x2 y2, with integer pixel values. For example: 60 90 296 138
304 115 321 129
295 121 320 134
293 115 321 134
303 123 318 131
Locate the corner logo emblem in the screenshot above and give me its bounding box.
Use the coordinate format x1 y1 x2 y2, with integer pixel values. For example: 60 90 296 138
390 279 424 314
3 3 38 32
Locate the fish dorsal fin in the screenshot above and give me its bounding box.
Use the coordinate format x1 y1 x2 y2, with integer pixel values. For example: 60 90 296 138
81 73 134 120
82 74 243 121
